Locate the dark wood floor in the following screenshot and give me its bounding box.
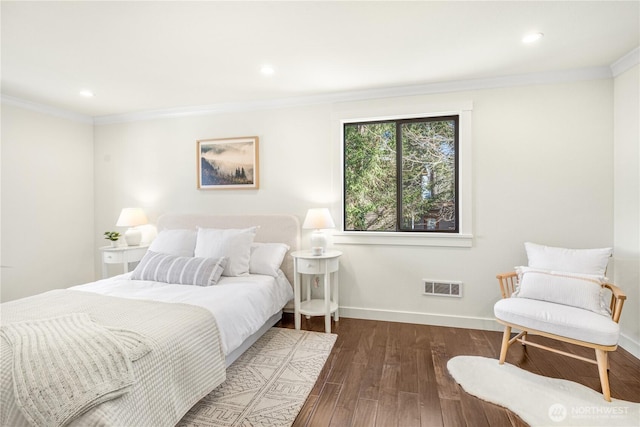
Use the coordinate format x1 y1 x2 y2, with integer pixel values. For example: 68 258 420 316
275 314 640 427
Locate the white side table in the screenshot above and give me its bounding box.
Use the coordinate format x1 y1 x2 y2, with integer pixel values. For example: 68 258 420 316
99 245 149 278
291 249 342 333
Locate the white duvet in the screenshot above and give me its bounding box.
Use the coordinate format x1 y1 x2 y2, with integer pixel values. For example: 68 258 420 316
70 271 293 355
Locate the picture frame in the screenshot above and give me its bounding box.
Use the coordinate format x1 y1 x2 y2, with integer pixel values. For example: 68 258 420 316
197 136 259 190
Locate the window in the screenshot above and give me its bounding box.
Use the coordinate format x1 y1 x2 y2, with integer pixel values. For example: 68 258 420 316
343 115 459 233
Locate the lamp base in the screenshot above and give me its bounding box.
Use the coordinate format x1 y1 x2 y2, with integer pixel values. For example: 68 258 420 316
310 230 327 254
124 228 142 246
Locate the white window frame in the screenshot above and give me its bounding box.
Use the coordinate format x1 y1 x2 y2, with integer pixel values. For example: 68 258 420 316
332 101 473 248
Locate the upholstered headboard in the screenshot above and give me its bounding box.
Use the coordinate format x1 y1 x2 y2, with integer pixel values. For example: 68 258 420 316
156 213 300 284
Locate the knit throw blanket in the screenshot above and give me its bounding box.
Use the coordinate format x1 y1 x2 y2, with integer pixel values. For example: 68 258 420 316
1 313 150 427
1 290 225 427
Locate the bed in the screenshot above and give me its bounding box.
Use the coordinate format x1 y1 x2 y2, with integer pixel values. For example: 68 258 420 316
0 213 299 427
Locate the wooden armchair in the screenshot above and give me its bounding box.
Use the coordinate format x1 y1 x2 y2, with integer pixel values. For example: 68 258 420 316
494 271 626 401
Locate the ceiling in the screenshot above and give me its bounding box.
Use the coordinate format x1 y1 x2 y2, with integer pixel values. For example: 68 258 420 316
2 1 638 119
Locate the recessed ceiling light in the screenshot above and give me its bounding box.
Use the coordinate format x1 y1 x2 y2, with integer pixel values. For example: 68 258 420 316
260 65 275 75
79 90 94 98
522 32 544 44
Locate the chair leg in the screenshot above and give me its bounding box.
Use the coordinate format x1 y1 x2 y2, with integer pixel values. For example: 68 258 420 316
499 326 512 364
595 349 611 402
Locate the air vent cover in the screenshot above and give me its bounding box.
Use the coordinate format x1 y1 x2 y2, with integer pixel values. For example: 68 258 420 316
423 279 462 298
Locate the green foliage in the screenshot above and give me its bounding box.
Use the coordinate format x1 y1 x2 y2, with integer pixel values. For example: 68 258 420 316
400 119 456 230
344 122 397 231
104 231 121 241
344 118 457 232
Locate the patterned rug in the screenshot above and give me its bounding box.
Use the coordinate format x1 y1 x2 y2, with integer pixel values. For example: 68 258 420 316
178 327 336 427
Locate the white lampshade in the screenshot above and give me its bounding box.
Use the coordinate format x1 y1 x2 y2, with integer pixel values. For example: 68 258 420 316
116 208 148 246
302 208 335 253
302 208 335 230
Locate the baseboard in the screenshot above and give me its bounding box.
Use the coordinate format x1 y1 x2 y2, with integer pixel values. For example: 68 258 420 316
339 306 640 360
339 306 502 333
619 333 640 359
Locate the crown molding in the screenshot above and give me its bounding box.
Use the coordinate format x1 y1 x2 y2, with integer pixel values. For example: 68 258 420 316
93 66 612 125
1 65 615 126
610 47 640 77
0 94 93 124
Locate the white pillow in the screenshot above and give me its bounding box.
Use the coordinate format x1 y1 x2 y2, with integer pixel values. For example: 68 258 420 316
524 242 612 276
514 266 609 315
130 250 227 286
194 227 257 276
249 243 290 277
149 229 197 257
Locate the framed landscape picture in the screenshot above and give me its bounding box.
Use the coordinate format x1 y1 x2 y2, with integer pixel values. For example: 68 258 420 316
197 136 259 190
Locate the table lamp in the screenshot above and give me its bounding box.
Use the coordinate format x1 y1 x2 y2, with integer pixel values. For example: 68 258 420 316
116 208 148 246
302 208 335 254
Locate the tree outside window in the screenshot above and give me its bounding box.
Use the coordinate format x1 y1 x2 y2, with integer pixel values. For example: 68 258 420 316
344 116 459 232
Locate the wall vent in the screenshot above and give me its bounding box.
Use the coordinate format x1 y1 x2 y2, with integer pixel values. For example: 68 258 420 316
423 279 462 298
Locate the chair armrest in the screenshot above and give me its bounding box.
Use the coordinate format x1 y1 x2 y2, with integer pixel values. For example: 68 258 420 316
604 283 626 300
496 272 518 299
603 283 626 323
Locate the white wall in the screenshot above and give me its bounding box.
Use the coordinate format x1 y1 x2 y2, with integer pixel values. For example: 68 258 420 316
613 64 640 356
1 104 95 302
333 81 613 328
93 104 334 239
93 78 614 332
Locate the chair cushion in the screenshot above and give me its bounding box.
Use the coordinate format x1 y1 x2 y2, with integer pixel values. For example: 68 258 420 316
494 297 619 346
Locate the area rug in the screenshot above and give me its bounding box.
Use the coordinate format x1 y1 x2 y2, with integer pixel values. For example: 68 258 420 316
178 327 336 427
447 355 640 427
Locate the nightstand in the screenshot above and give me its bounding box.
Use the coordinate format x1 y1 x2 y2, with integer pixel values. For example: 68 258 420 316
99 245 149 278
291 250 342 333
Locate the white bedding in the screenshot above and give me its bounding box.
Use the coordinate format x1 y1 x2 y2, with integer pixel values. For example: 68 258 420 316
70 271 293 355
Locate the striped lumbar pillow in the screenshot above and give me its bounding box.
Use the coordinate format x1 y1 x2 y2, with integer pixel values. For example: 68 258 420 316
131 250 227 286
514 266 609 315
